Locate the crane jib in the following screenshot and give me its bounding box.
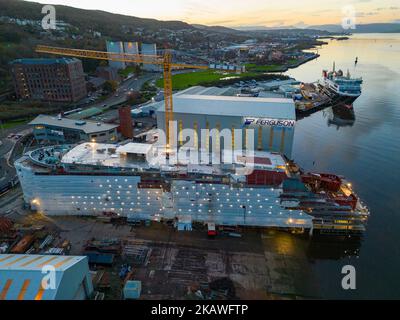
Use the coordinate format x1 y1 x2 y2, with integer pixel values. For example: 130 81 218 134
34 45 228 151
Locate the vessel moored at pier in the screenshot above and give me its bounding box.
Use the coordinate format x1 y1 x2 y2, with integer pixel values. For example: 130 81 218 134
14 142 369 236
294 64 363 113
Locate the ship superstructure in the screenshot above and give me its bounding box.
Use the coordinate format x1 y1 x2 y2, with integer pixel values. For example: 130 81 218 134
15 142 369 235
294 64 363 113
318 64 363 105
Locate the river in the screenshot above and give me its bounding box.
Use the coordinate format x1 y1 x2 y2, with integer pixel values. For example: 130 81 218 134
284 33 400 299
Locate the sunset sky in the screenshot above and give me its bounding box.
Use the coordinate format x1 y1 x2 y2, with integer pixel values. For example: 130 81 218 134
26 0 400 27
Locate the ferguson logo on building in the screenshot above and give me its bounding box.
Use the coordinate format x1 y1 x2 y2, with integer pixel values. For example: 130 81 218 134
243 117 296 128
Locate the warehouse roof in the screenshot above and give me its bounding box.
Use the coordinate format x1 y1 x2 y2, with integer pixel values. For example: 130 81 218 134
0 254 85 271
0 254 88 300
155 93 295 119
29 115 118 134
66 107 103 120
10 58 79 65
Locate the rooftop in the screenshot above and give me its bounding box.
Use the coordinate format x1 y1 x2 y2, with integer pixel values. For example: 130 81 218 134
29 115 118 134
155 91 295 119
0 254 90 300
10 58 80 65
61 142 124 167
59 142 287 176
0 254 85 271
117 143 153 155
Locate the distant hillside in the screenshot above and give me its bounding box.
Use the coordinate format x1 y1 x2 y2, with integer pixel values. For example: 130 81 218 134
309 23 400 33
234 26 295 31
0 0 194 35
192 24 243 34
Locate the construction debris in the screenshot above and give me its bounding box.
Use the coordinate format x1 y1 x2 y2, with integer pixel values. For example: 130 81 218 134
0 217 13 233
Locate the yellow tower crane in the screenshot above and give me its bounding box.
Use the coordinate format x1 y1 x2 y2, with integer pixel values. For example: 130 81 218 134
35 45 210 152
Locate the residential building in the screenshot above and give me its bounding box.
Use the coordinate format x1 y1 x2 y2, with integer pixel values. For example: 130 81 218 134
10 58 87 102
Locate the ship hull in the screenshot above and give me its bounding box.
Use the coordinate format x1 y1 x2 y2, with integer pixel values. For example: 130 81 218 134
296 88 359 116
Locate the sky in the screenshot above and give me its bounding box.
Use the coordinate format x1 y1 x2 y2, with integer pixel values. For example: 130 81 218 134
25 0 400 27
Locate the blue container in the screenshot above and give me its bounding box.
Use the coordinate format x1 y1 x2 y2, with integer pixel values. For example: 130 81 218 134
123 280 142 299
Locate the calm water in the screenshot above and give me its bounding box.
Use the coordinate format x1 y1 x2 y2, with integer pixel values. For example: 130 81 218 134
284 33 400 299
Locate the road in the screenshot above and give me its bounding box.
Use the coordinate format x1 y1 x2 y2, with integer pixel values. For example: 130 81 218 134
75 73 159 111
0 130 32 192
84 73 160 124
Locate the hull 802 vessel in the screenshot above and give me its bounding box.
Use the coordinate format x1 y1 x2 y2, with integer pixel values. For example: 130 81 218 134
15 142 369 236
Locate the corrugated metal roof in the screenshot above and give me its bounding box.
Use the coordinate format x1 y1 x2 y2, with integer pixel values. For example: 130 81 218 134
0 254 85 271
10 58 79 65
29 114 118 134
0 254 87 300
156 93 295 119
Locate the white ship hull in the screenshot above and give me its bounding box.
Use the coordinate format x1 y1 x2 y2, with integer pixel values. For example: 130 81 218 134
15 160 311 228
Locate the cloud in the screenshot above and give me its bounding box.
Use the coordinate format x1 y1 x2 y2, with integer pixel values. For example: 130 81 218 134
356 11 378 17
376 6 399 11
293 21 309 28
206 19 236 25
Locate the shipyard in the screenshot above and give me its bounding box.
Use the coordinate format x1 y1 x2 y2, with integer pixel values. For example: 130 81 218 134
2 0 400 307
0 67 369 300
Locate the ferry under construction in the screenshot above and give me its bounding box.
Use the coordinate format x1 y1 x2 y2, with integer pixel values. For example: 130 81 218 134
15 142 369 236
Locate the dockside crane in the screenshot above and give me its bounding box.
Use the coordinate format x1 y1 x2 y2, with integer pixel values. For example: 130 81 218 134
35 45 211 153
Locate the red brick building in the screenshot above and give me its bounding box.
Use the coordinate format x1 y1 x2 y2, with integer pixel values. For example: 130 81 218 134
118 106 133 139
10 58 87 102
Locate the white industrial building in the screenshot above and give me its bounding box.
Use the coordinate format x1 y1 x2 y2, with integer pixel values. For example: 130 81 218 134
155 87 296 158
123 41 139 66
141 43 159 72
0 254 93 300
106 40 126 70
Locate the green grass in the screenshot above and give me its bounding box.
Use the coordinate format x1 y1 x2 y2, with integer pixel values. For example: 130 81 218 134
0 118 29 129
0 42 17 50
0 101 64 121
118 66 135 78
156 70 259 90
287 58 301 65
245 63 284 72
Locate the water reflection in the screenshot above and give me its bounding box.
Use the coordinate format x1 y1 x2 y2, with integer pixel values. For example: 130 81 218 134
307 236 361 260
324 104 356 129
285 33 400 298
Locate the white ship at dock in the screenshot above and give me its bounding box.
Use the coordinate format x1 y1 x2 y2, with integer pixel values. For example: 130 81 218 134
15 142 369 235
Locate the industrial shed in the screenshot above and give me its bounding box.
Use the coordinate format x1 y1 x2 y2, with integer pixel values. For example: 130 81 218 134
155 88 296 157
0 254 93 300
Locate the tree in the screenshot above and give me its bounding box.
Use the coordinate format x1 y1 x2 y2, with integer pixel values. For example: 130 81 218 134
126 91 141 105
102 80 118 93
134 65 142 77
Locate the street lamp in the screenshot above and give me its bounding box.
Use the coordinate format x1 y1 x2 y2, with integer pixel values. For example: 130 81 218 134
241 205 246 225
